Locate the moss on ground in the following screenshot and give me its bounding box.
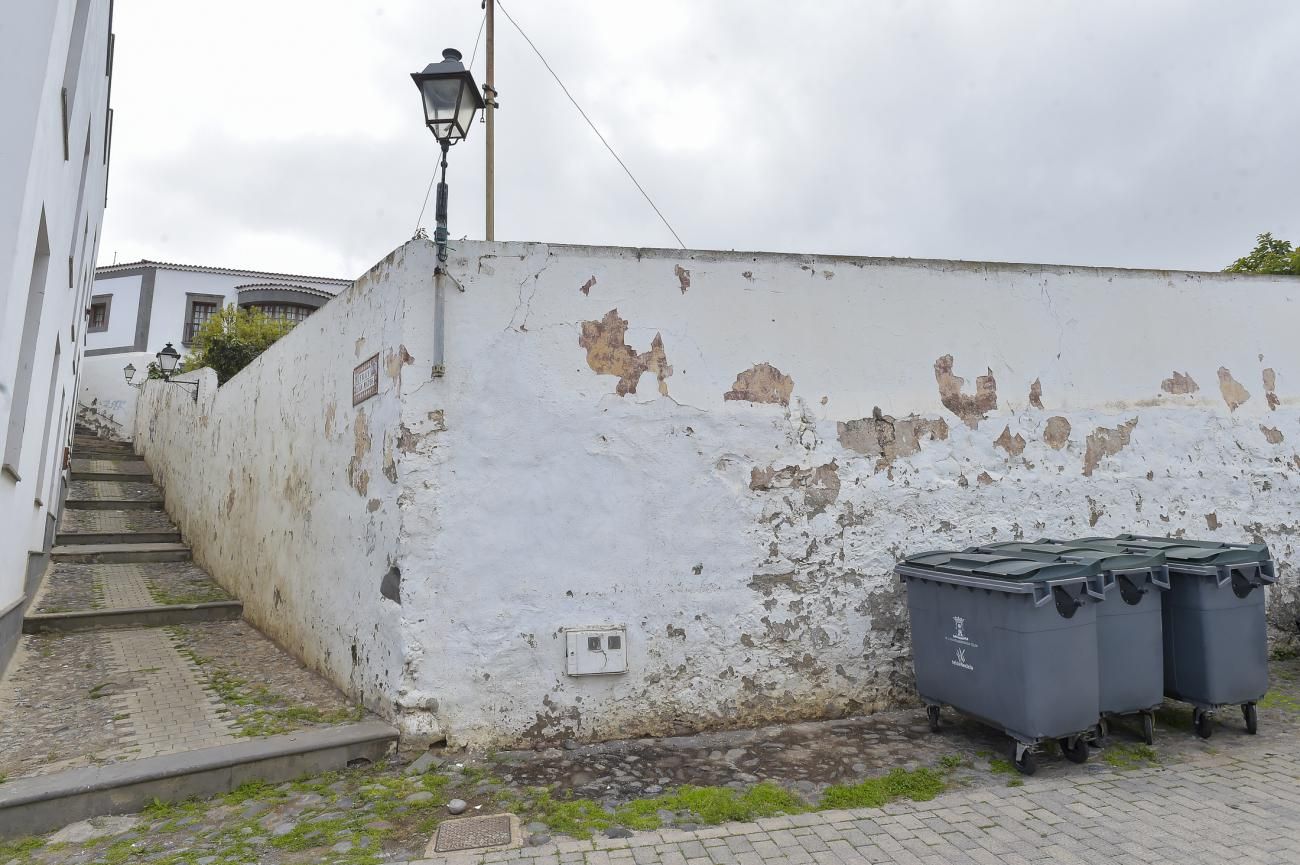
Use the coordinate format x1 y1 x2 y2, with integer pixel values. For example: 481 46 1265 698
146 580 231 607
1101 743 1159 771
821 768 945 809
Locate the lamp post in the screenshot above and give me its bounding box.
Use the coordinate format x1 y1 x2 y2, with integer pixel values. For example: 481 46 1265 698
123 363 143 390
411 48 484 264
154 343 198 401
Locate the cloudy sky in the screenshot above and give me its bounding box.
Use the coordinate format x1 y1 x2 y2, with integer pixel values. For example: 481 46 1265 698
100 0 1300 279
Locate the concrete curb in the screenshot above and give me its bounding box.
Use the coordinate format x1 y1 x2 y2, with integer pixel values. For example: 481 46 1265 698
0 720 400 839
55 531 181 546
51 542 191 564
23 600 243 633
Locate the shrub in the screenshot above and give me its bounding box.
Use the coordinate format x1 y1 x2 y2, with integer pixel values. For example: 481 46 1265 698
182 305 294 385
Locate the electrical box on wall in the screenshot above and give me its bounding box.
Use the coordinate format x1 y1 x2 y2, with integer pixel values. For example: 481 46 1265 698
564 626 628 676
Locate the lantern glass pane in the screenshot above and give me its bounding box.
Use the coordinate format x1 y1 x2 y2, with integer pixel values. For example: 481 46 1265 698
421 77 463 126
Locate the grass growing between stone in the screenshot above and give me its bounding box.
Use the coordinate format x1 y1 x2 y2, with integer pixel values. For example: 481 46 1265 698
146 579 231 607
1101 743 1159 771
170 637 363 737
820 768 946 810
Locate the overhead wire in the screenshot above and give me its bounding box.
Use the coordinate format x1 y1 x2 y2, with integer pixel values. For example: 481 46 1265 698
495 0 686 248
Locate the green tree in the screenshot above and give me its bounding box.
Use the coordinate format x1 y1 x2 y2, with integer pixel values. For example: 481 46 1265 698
182 305 294 385
1225 232 1300 275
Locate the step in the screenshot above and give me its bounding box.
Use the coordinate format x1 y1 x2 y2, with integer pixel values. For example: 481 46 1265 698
71 448 139 461
0 721 399 838
65 480 165 510
69 460 153 482
55 530 182 546
23 599 243 633
50 542 191 563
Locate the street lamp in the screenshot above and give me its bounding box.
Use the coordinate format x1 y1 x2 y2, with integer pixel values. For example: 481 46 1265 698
411 48 484 263
123 362 143 389
154 343 197 401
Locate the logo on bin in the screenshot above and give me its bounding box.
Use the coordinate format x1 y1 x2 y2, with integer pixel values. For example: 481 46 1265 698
945 616 978 648
951 647 974 671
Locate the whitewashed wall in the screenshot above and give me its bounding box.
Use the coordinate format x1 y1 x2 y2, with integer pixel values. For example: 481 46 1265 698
133 245 426 715
1 0 113 671
136 238 1300 748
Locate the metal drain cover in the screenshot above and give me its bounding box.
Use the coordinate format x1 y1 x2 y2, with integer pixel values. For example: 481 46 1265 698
432 814 520 853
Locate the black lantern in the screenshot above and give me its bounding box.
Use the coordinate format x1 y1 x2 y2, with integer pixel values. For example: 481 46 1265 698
156 343 181 378
411 48 484 145
411 48 483 264
123 362 137 383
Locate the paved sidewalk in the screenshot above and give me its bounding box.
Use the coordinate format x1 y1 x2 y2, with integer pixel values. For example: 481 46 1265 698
408 747 1300 865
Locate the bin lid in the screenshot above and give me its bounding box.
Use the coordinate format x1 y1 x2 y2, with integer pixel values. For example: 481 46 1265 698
972 541 1164 573
1058 535 1269 567
900 550 1097 582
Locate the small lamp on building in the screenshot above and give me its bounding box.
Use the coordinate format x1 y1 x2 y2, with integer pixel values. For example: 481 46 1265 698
154 342 198 401
411 48 484 264
123 362 143 389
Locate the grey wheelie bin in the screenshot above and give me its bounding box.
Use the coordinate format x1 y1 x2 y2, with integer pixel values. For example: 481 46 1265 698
896 550 1103 775
972 541 1169 744
1078 535 1276 738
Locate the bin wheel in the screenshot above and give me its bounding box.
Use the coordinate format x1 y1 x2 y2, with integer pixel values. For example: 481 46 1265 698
926 705 941 733
1242 703 1258 735
1061 736 1089 764
1141 712 1155 746
1013 748 1037 776
1097 717 1109 741
1193 709 1214 739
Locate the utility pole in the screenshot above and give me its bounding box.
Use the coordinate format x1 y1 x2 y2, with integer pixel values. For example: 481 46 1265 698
484 0 497 241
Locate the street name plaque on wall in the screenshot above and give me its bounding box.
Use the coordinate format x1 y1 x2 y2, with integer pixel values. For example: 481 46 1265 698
352 353 380 405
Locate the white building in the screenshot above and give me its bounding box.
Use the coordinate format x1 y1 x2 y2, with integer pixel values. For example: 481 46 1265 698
79 261 351 438
1 0 115 671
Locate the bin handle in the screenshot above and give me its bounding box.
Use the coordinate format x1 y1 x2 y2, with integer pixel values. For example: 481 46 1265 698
1032 583 1054 608
1212 565 1233 589
1151 565 1171 591
1085 572 1112 601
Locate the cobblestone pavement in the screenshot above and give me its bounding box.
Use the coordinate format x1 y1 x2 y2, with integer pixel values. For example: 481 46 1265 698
57 508 178 534
69 458 151 475
408 747 1300 865
3 658 1296 864
32 561 232 614
65 479 163 504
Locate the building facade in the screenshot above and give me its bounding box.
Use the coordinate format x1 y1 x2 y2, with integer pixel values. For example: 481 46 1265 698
1 0 115 671
79 260 350 438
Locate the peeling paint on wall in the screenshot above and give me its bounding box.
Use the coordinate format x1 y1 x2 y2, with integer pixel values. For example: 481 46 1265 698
934 355 997 428
1206 512 1220 531
1261 425 1285 444
1044 416 1072 449
579 276 596 296
836 408 948 470
385 344 414 382
1028 378 1044 409
1264 368 1279 410
1161 371 1199 395
348 409 373 496
674 264 691 294
976 471 995 485
994 425 1027 457
725 363 794 407
323 401 337 438
750 462 840 516
578 309 673 396
1218 367 1250 411
1082 418 1138 476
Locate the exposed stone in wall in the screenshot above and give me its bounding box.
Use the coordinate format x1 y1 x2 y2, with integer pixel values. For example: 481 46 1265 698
1264 368 1279 410
578 309 673 396
1218 367 1250 411
750 462 840 516
1206 512 1220 531
1082 417 1138 476
934 355 997 428
323 401 337 438
580 276 596 296
674 264 691 294
994 425 1026 457
1028 378 1044 409
976 471 995 485
725 363 794 407
1044 416 1071 449
1161 371 1199 395
385 344 414 382
1261 425 1285 444
348 409 372 496
836 408 949 470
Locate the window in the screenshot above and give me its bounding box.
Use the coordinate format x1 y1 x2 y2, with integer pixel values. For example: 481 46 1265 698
249 302 313 326
182 293 224 344
61 0 93 160
88 293 110 332
3 211 51 480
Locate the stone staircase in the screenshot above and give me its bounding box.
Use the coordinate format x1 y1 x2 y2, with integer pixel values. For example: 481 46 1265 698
0 432 398 838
